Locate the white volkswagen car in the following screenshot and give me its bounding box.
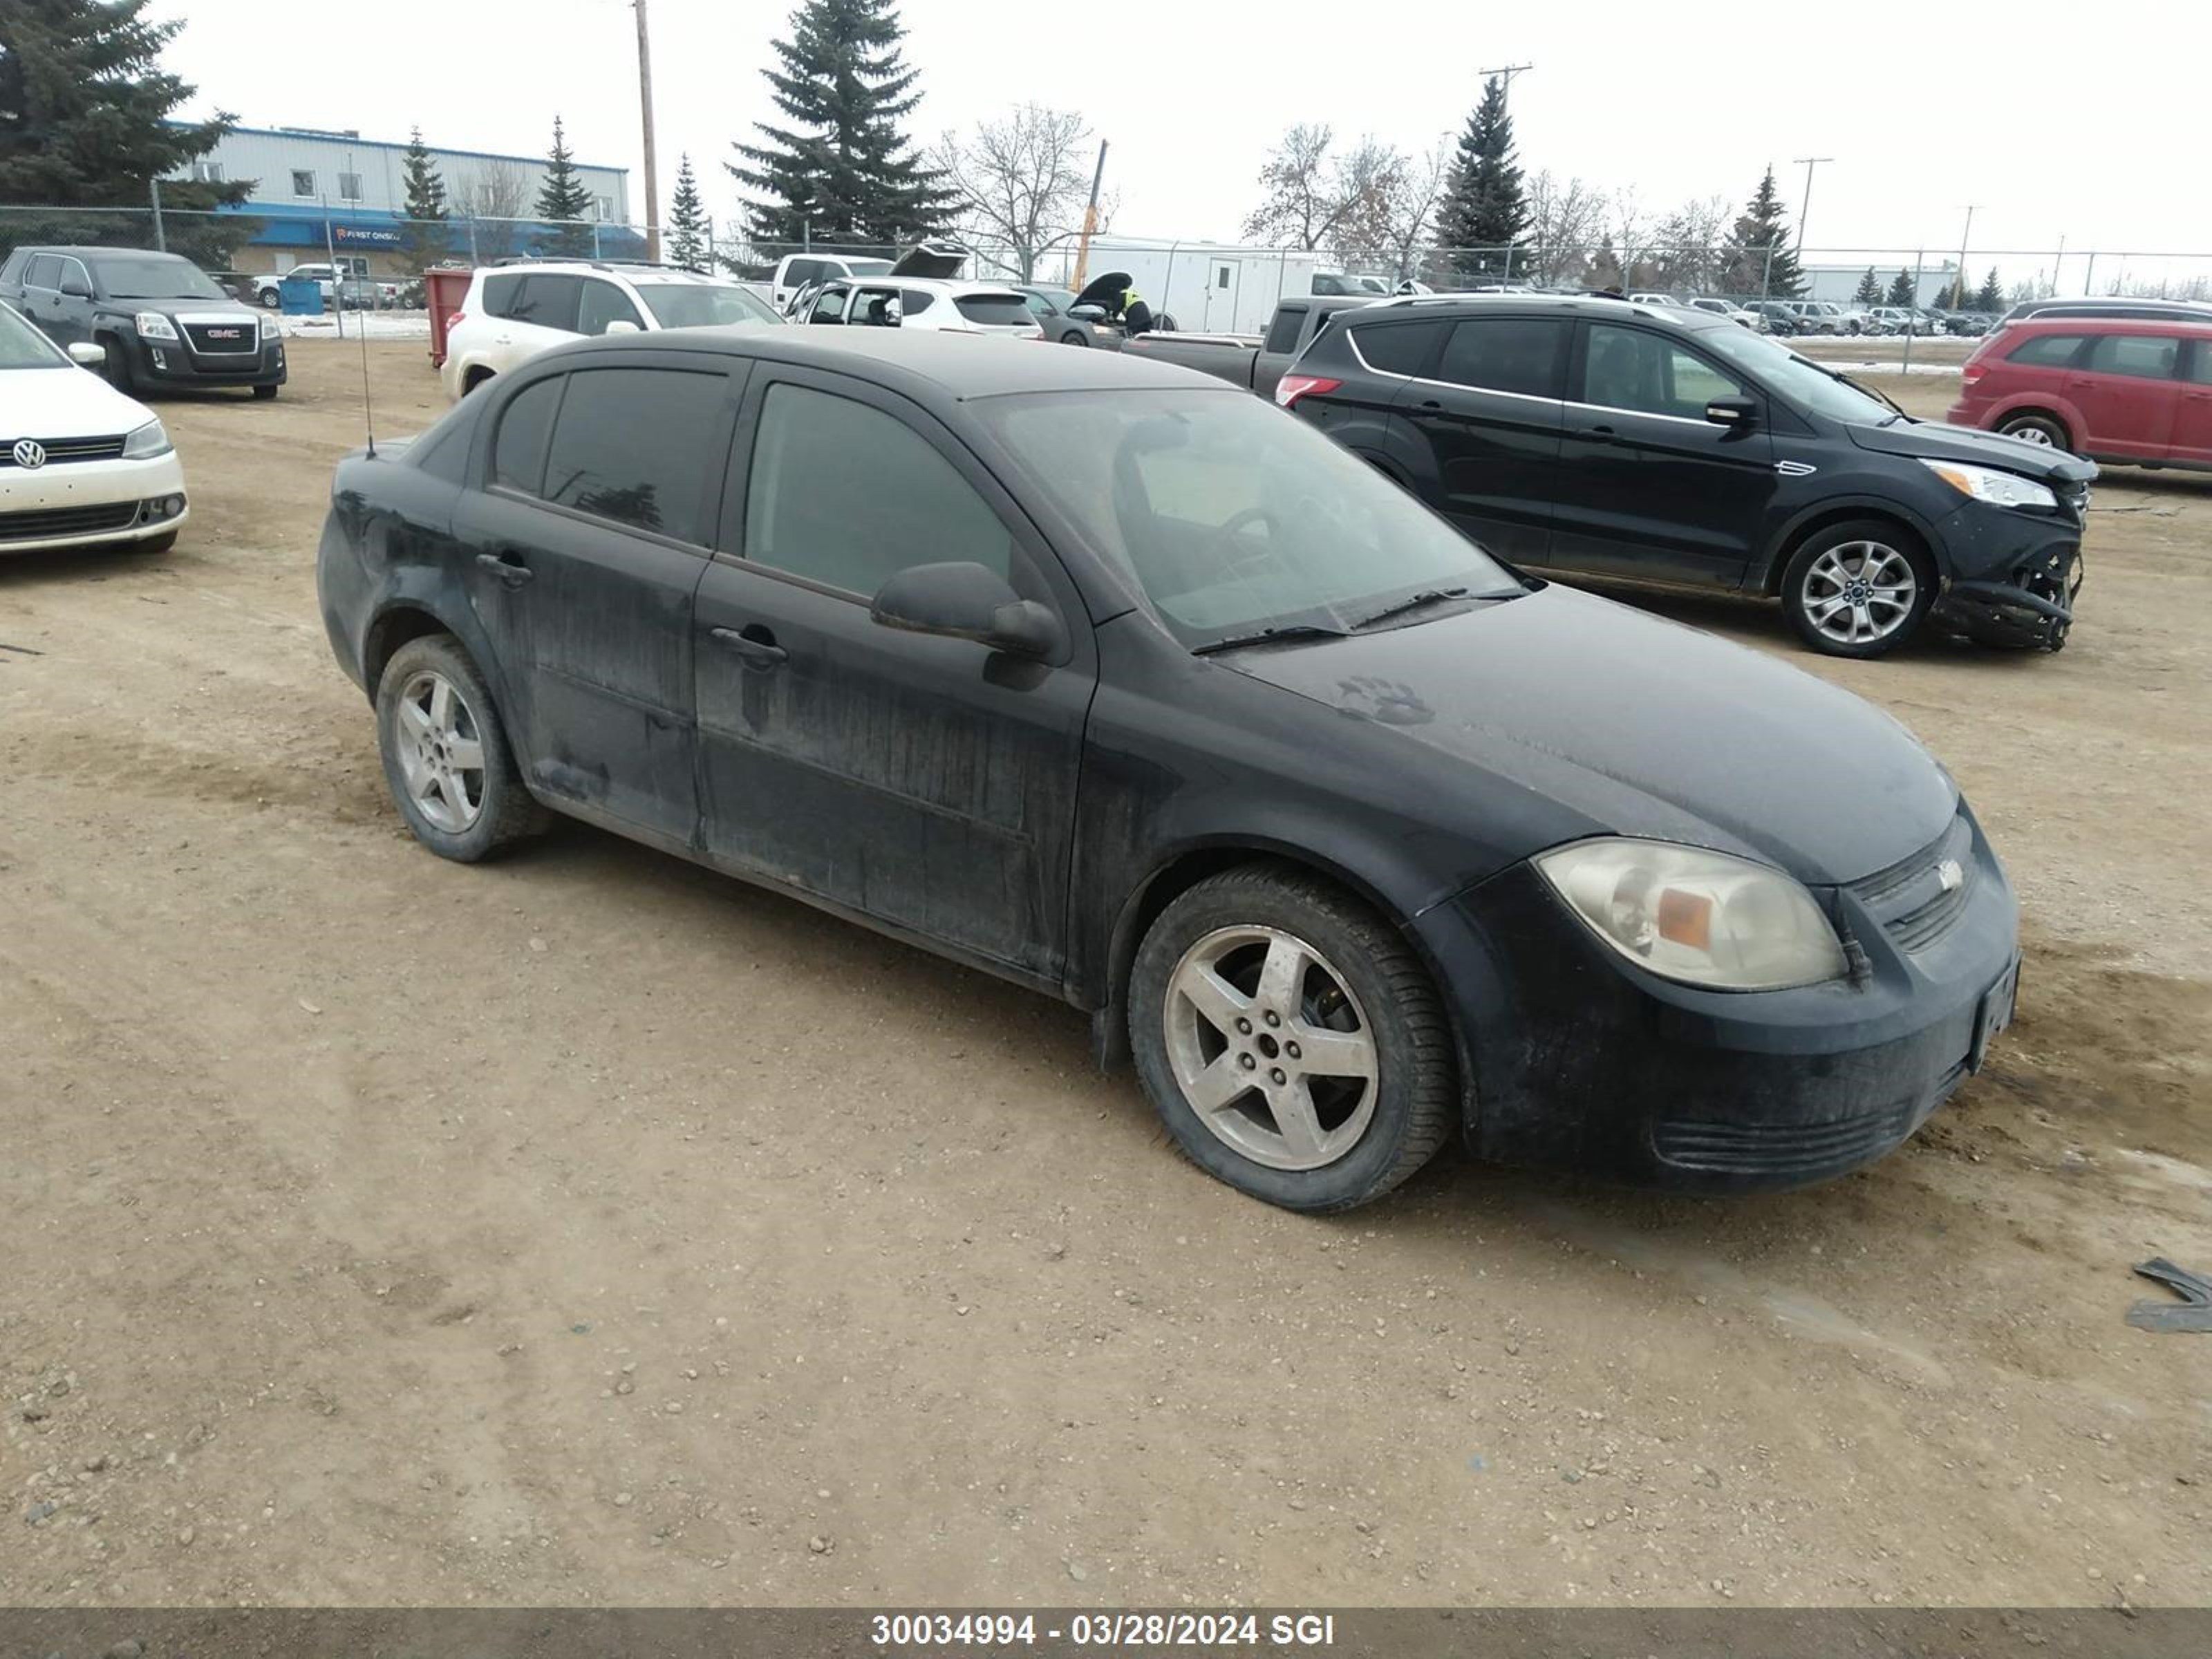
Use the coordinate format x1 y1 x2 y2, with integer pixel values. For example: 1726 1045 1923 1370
1 301 187 555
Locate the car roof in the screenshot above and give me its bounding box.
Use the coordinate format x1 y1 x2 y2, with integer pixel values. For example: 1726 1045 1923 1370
2005 312 2212 337
15 245 189 260
832 276 1027 299
532 326 1226 399
1350 293 1733 332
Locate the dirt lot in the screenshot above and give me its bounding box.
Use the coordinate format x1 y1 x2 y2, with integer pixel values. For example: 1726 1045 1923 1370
3 343 2208 1610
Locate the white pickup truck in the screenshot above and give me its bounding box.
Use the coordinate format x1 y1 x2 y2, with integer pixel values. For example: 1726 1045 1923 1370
252 262 394 310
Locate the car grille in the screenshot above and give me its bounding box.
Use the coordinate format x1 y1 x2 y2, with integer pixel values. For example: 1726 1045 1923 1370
1653 1063 1966 1177
0 435 127 467
1850 811 1976 953
0 502 140 542
184 320 259 355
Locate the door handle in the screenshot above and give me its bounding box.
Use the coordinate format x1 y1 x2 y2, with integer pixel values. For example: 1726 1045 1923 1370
711 625 787 668
474 551 534 589
1417 397 1444 411
1583 424 1619 444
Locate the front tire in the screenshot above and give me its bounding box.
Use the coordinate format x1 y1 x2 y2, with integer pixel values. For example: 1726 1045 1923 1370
1779 521 1936 658
375 635 547 862
1127 863 1456 1212
1060 328 1090 346
99 335 136 395
252 382 280 401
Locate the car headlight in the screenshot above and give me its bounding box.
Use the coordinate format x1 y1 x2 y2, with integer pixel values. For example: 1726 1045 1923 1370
122 418 173 460
134 312 179 341
1919 459 2056 509
259 312 282 339
1534 838 1848 991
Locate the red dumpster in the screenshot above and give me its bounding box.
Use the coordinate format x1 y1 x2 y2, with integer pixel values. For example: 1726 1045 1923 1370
425 267 475 368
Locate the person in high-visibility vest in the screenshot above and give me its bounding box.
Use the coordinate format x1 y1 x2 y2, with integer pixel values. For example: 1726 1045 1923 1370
1121 285 1156 337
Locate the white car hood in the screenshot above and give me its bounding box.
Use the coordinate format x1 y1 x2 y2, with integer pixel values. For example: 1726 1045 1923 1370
1 364 155 442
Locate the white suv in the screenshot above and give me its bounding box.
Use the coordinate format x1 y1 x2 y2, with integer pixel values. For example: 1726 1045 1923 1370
793 277 1042 339
439 263 783 400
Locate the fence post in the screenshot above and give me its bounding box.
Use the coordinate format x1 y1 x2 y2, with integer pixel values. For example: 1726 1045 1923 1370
1900 249 1924 376
2081 251 2096 298
468 218 479 265
1761 241 1776 298
149 178 166 252
1502 243 1514 283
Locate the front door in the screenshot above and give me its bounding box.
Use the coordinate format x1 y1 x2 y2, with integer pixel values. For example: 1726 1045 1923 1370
1390 313 1568 568
1550 319 1777 588
693 368 1094 981
456 358 739 847
2063 333 2184 458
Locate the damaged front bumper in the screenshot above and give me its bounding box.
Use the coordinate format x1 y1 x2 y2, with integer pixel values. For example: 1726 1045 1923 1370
1936 543 2085 650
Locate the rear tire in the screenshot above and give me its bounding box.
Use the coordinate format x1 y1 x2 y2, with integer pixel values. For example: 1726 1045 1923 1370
1996 411 2070 451
375 635 548 863
1779 519 1936 659
1127 863 1456 1212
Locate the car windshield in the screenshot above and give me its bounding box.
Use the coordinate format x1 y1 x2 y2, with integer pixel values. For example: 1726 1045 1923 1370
0 303 65 368
978 389 1520 647
88 255 225 301
1696 324 1896 424
630 282 781 329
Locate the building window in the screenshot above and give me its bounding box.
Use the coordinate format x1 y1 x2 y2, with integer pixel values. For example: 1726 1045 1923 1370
292 169 317 197
338 172 362 201
189 161 225 184
593 196 614 223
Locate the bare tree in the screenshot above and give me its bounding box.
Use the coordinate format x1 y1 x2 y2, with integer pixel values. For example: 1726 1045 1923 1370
454 159 530 261
1645 194 1732 292
1326 138 1409 271
1381 137 1452 282
930 104 1106 281
1609 187 1653 286
1523 171 1609 283
1242 125 1400 256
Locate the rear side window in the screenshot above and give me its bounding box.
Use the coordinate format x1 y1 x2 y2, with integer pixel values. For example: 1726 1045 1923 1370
1263 304 1308 356
479 272 522 319
2006 333 2085 368
784 257 823 288
2186 342 2212 386
1350 319 1444 375
1435 317 1568 398
953 293 1035 328
742 383 1015 595
0 251 22 283
492 377 563 495
850 287 899 327
509 274 583 333
25 254 62 290
2083 334 2181 381
541 368 728 545
901 288 936 315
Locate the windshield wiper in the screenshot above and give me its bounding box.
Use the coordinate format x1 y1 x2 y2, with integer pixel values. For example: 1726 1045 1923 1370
1191 623 1348 656
1803 357 1909 420
1349 586 1476 631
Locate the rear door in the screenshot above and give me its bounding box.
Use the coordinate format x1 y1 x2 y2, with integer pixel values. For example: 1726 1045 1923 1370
455 359 740 846
2173 338 2212 465
1390 313 1569 567
2063 332 2183 458
1550 319 1776 588
692 369 1094 980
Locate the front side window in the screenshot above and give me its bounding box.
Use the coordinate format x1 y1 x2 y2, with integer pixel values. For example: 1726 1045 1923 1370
2006 333 2085 368
806 286 849 325
979 388 1517 646
2083 334 2181 381
577 279 644 336
292 169 317 197
491 376 563 496
1582 323 1744 418
742 383 1015 597
541 368 727 544
1435 317 1568 398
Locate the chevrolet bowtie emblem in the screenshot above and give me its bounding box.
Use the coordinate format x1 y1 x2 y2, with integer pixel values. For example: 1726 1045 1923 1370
1936 858 1963 892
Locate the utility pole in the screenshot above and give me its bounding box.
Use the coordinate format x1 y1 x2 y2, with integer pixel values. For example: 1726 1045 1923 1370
1952 205 1978 308
1792 156 1833 256
1479 62 1535 111
634 0 663 263
1071 140 1109 290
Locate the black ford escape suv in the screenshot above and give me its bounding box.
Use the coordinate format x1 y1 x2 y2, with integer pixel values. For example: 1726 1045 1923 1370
0 246 286 399
1277 294 2092 656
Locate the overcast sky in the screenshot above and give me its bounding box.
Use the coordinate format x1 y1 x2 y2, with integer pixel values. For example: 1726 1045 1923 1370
153 0 2211 279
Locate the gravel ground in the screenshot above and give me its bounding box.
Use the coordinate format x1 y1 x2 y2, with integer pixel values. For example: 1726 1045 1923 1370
1 343 2206 1610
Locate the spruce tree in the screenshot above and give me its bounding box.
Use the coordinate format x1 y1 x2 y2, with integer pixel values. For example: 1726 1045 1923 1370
1973 267 2005 312
1718 167 1803 297
729 0 954 250
1435 76 1528 281
398 126 450 269
1853 267 1882 306
536 115 594 258
667 153 710 272
1886 268 1918 307
0 0 252 264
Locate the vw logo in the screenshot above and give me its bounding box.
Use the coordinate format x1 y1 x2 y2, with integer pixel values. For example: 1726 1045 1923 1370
11 438 46 469
1936 858 1964 893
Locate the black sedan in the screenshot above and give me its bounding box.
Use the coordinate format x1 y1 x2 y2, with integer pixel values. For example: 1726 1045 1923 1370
316 331 2020 1212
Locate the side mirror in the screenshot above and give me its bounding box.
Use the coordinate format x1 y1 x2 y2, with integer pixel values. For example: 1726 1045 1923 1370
66 341 107 368
1068 303 1106 321
59 276 93 299
603 318 641 335
1705 395 1758 429
870 561 1065 659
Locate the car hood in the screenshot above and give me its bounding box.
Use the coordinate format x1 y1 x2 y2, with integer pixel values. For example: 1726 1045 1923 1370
1074 270 1134 310
1846 415 2097 482
1 363 156 440
1219 584 1958 886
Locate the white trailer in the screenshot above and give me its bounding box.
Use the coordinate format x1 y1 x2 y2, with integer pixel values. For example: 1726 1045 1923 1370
1056 239 1324 335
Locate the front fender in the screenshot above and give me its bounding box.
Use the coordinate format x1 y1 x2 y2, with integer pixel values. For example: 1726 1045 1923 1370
1751 492 1950 592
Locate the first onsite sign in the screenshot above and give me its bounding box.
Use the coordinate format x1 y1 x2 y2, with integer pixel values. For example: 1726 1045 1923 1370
331 223 404 248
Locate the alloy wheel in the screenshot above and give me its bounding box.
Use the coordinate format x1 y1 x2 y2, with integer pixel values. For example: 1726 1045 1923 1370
2003 422 2055 447
1162 925 1379 1171
1800 541 1919 648
394 669 487 833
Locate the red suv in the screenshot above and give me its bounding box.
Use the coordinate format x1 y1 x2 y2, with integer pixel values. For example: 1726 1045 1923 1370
1949 316 2212 469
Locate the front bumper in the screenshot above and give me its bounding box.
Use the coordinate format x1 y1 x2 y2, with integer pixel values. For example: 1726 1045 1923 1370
0 451 189 553
1416 805 2020 1194
124 330 286 388
1931 496 2086 650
